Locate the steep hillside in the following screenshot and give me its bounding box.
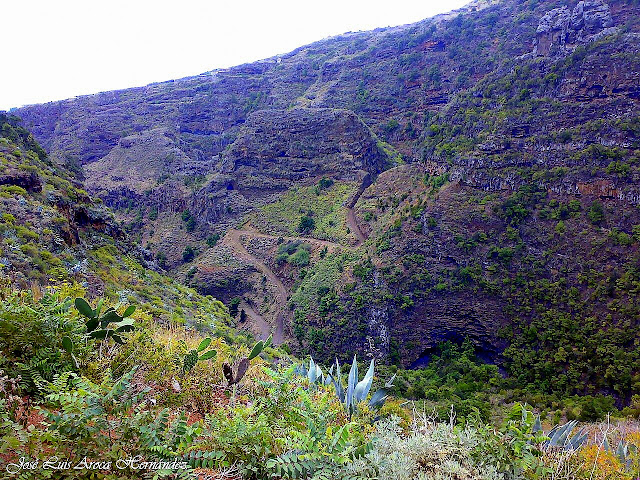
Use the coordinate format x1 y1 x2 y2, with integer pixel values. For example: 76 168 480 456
12 0 640 401
0 113 232 330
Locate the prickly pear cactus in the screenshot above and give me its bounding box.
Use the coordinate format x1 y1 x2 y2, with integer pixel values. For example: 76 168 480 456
183 350 199 373
222 362 234 384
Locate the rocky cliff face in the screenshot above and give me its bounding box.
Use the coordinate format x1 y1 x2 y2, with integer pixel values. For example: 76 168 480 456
222 108 388 188
10 0 640 397
534 0 616 56
77 106 390 263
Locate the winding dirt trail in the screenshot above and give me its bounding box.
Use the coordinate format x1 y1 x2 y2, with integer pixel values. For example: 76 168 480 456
221 180 370 344
222 229 289 345
222 227 348 345
345 178 370 247
238 300 270 341
233 227 342 251
346 207 366 246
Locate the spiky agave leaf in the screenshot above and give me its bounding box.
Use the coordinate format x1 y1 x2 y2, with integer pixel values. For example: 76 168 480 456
332 359 345 403
385 373 396 388
308 357 317 384
521 403 529 425
346 355 359 412
543 426 558 447
616 440 628 462
315 364 323 384
568 429 587 450
325 365 335 386
354 359 375 403
367 372 395 409
548 421 578 447
368 389 389 408
558 421 579 447
308 357 323 385
324 372 334 386
532 415 542 433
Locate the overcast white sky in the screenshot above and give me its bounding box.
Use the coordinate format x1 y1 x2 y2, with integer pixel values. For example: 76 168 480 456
2 0 469 111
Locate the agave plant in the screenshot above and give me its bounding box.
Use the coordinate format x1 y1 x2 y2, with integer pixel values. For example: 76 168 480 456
603 435 638 469
534 417 588 451
296 355 395 417
294 356 333 387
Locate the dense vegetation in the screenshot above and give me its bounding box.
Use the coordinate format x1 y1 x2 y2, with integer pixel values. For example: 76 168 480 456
0 114 231 327
227 16 640 404
2 289 640 479
11 0 640 408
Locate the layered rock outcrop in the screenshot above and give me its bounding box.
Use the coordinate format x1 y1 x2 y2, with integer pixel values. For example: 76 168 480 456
534 0 616 56
221 108 388 190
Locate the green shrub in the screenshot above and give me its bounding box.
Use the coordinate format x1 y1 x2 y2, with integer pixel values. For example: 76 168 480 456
181 209 196 232
587 201 605 224
15 225 39 241
206 233 220 247
298 215 316 233
343 404 546 480
0 291 85 395
317 177 334 190
156 251 167 269
289 248 310 267
606 160 630 177
182 245 196 262
1 213 15 224
228 297 241 317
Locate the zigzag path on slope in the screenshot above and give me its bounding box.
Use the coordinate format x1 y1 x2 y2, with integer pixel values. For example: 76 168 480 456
345 176 370 247
221 186 368 344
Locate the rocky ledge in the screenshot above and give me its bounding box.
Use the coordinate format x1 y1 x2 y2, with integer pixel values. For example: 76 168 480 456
534 0 616 56
221 108 390 191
